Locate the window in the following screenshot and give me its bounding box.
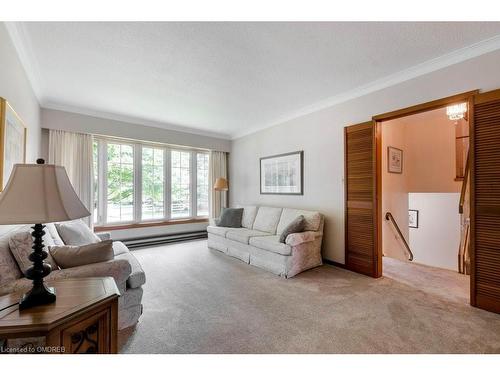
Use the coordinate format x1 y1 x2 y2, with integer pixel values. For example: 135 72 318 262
93 137 209 227
171 150 191 219
197 153 209 217
142 147 165 220
106 143 134 223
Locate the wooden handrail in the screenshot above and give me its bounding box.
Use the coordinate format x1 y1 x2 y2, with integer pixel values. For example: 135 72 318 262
385 212 414 261
459 152 470 214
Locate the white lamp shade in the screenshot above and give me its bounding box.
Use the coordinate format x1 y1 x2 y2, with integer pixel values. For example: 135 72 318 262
0 163 90 225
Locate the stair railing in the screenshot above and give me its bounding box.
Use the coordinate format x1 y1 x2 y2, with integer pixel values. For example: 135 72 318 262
385 212 414 261
458 151 470 274
459 152 469 214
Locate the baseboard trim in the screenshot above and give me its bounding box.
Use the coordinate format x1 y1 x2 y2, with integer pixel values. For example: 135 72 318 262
122 230 208 249
323 258 347 269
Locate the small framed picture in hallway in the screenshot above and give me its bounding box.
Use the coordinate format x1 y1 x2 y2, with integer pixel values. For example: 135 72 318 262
409 209 419 228
387 146 403 174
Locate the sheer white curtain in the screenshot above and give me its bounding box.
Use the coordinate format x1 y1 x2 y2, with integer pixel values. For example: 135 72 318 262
209 151 228 218
48 130 94 227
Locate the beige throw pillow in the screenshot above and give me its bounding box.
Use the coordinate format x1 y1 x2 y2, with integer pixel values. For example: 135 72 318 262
49 240 114 269
9 230 59 275
55 219 101 246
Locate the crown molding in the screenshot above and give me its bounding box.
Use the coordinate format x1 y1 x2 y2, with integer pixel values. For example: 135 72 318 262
4 22 43 102
231 33 500 139
42 101 232 140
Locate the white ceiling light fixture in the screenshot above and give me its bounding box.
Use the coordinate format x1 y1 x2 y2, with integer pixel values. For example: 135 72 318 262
447 103 468 121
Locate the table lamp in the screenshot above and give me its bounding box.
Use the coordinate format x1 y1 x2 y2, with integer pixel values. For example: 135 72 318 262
0 159 90 310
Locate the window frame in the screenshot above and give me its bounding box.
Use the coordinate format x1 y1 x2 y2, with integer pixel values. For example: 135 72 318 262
93 136 210 228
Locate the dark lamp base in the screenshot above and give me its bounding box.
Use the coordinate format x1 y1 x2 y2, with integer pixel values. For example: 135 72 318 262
19 284 56 310
19 223 57 310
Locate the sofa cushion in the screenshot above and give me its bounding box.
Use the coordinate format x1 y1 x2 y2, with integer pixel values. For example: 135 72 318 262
116 251 146 289
276 208 322 235
9 230 59 275
252 206 283 234
112 241 130 256
207 225 231 237
49 240 114 269
0 232 22 285
238 205 259 229
46 223 65 246
56 219 101 246
226 228 271 244
249 235 292 256
279 215 306 243
217 208 243 228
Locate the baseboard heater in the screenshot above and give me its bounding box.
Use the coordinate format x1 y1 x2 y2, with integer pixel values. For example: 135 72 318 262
121 230 208 249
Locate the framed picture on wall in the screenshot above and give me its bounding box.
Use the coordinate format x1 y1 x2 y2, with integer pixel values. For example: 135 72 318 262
0 98 27 191
260 151 303 195
409 209 419 228
387 146 403 174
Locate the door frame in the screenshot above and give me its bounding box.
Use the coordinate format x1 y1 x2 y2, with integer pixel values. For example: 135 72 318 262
348 90 478 279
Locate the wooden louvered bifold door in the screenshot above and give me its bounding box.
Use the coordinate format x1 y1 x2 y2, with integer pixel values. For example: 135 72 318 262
471 89 500 313
344 122 381 278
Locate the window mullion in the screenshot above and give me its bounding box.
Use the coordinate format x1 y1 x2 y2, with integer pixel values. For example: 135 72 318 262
165 148 171 220
134 143 142 223
101 140 108 225
191 151 197 218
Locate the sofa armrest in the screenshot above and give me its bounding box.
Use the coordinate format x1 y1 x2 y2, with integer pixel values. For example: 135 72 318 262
285 231 321 247
96 232 111 241
48 259 132 290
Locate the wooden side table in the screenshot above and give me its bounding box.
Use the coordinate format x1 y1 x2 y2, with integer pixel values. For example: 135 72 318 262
0 277 119 354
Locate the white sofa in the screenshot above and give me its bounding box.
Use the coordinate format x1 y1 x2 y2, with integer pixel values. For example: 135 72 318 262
207 206 324 277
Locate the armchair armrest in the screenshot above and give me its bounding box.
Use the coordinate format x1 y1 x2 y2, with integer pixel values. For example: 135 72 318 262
285 231 321 247
96 232 111 241
48 259 132 290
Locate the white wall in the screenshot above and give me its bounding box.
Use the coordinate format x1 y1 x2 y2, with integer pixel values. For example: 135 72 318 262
0 24 41 236
409 193 461 271
41 108 230 152
230 49 500 263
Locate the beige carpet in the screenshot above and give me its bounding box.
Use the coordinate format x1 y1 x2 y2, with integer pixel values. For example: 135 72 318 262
119 240 500 353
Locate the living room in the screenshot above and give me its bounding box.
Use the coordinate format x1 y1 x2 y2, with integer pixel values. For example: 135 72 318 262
1 0 500 372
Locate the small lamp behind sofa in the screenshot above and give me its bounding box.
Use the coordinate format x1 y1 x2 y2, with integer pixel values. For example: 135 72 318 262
213 177 229 214
214 177 228 191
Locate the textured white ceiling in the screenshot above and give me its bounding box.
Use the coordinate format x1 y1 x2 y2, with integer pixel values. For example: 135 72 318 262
10 22 500 138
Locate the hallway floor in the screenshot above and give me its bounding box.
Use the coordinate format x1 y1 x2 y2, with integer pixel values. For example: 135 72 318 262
383 257 469 305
